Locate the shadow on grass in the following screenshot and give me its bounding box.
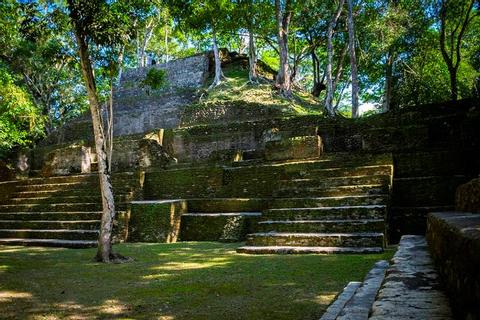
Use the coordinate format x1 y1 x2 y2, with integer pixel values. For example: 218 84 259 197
0 242 393 320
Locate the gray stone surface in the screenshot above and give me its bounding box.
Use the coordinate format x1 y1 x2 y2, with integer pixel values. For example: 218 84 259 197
112 54 209 136
337 260 389 320
369 235 453 320
320 282 362 320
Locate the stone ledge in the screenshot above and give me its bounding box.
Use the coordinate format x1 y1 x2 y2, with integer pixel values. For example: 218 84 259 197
370 235 452 319
427 212 480 320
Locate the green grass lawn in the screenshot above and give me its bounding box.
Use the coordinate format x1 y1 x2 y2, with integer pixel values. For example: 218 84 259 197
0 242 393 320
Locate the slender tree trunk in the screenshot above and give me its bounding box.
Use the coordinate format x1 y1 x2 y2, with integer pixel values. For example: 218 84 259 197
248 28 258 83
274 0 292 97
68 4 117 262
332 43 348 94
116 45 125 87
347 0 359 118
325 0 345 116
139 20 154 67
165 27 169 63
449 68 458 101
383 48 394 112
209 29 223 89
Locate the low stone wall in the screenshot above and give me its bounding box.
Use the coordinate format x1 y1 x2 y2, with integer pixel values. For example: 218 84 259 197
128 200 187 242
427 212 480 320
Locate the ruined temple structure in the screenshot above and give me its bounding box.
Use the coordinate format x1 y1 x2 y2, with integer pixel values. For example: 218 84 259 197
0 53 479 256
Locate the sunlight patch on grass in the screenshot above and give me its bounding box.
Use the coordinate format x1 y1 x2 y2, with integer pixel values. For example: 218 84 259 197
0 290 32 302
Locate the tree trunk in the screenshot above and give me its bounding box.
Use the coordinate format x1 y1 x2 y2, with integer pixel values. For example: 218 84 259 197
69 18 117 263
209 29 223 89
138 20 154 67
165 27 169 63
439 0 474 101
332 43 348 94
347 0 359 118
383 48 394 112
248 28 258 83
449 68 458 101
325 0 345 116
116 45 125 87
274 0 292 97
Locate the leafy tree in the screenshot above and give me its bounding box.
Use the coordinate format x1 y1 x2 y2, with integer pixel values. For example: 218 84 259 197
0 65 44 157
438 0 479 101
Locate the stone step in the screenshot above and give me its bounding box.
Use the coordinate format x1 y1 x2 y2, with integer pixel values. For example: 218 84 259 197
12 187 133 198
15 181 136 192
182 212 262 217
269 195 388 209
0 202 128 213
15 181 97 192
276 184 389 198
369 236 453 320
236 246 384 254
233 152 392 170
263 205 386 221
0 220 100 230
280 175 391 189
17 172 137 186
327 260 390 320
18 174 98 185
8 194 130 205
0 211 103 221
0 229 99 240
245 232 384 247
256 219 385 233
283 165 393 180
0 202 102 212
0 238 97 248
187 198 266 213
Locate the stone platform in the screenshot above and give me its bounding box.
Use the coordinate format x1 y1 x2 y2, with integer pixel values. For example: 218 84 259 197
369 235 452 319
322 235 453 319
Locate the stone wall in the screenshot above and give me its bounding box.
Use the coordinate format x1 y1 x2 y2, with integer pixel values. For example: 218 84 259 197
112 54 209 136
427 212 480 320
128 200 187 242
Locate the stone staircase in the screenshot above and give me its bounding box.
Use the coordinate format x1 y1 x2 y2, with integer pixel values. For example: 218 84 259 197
0 173 138 248
237 155 393 254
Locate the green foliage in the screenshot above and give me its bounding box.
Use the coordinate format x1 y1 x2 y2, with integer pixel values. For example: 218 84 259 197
0 66 44 155
142 68 167 90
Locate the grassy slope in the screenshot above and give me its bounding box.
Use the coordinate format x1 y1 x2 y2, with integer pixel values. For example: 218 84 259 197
0 242 393 320
190 63 322 117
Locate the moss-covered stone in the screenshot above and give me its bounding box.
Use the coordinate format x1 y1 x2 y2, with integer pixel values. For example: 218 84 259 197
264 136 322 161
128 200 187 242
427 212 480 320
455 178 480 213
180 213 260 242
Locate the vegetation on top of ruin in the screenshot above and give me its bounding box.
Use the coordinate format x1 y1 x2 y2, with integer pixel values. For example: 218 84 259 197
185 57 322 120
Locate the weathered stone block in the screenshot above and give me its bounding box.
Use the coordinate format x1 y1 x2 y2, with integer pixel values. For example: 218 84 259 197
128 200 187 242
180 213 260 242
264 135 322 161
455 178 480 213
427 212 480 320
